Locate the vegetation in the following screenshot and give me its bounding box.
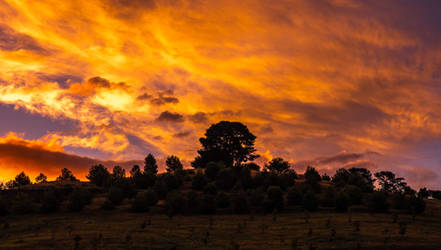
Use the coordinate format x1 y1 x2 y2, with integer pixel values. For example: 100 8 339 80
0 121 440 249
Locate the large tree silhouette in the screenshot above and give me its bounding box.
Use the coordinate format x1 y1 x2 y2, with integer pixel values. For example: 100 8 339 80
192 121 258 168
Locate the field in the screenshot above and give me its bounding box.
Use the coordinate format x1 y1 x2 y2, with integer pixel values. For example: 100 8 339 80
1 202 441 250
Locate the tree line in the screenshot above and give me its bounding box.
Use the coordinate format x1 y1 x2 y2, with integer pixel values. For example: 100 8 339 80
0 121 437 216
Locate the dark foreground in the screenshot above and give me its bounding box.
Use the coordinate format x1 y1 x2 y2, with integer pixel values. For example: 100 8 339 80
1 208 441 250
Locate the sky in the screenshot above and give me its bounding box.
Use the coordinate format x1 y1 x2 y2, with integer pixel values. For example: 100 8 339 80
0 0 440 189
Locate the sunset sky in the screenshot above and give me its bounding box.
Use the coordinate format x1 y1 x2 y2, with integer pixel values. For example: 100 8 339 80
0 0 440 189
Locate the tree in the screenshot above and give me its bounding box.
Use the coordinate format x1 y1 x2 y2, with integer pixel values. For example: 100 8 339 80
192 121 258 168
35 173 47 184
166 155 183 173
57 168 78 182
14 171 31 186
130 165 141 177
366 191 388 212
374 171 407 193
348 168 375 192
265 157 291 175
144 154 158 174
87 165 110 187
112 166 126 180
304 167 321 184
418 188 430 198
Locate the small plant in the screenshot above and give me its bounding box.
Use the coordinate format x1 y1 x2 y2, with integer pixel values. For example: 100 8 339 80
393 213 398 223
330 228 336 241
291 239 298 250
74 235 82 250
353 221 360 232
325 218 331 228
308 228 313 237
399 221 407 237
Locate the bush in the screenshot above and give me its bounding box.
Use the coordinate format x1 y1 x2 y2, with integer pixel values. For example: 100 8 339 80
163 173 183 190
335 192 349 212
112 178 137 198
409 195 425 214
68 189 93 212
0 196 9 216
266 186 284 212
40 189 60 213
216 168 236 190
101 199 115 210
344 185 362 205
248 189 265 208
199 194 216 214
287 187 302 206
232 192 249 214
144 189 159 206
204 183 217 195
131 192 149 212
366 191 388 213
321 187 336 207
302 190 318 211
166 192 187 215
186 191 200 213
12 193 37 214
205 162 222 180
192 173 208 190
108 187 124 205
153 180 168 200
391 193 410 210
216 192 230 209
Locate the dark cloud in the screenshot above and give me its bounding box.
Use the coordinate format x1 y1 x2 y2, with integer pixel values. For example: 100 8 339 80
103 0 157 20
174 131 191 137
137 93 152 100
0 142 142 179
294 151 379 169
150 96 179 105
0 24 48 54
155 111 185 123
189 112 209 123
342 160 378 170
88 76 111 88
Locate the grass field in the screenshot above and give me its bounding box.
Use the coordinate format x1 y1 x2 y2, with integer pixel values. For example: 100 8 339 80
1 204 441 250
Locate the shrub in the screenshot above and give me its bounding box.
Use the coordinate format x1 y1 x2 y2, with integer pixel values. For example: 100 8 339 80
131 192 149 212
321 187 336 207
199 194 216 214
108 187 124 205
101 199 115 210
391 193 410 210
186 191 200 213
153 179 168 200
205 162 222 180
302 190 318 211
216 192 230 209
267 186 284 211
166 192 187 215
145 189 159 206
163 173 183 190
287 187 303 206
0 196 9 216
40 189 60 213
344 185 362 205
409 195 425 214
366 191 388 213
192 173 208 190
68 189 92 212
335 192 349 212
112 178 137 198
216 168 236 190
322 174 331 181
12 193 37 214
248 189 265 208
232 192 249 214
204 183 217 195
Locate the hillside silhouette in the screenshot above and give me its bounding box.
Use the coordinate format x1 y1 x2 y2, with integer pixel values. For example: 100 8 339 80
1 121 441 249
